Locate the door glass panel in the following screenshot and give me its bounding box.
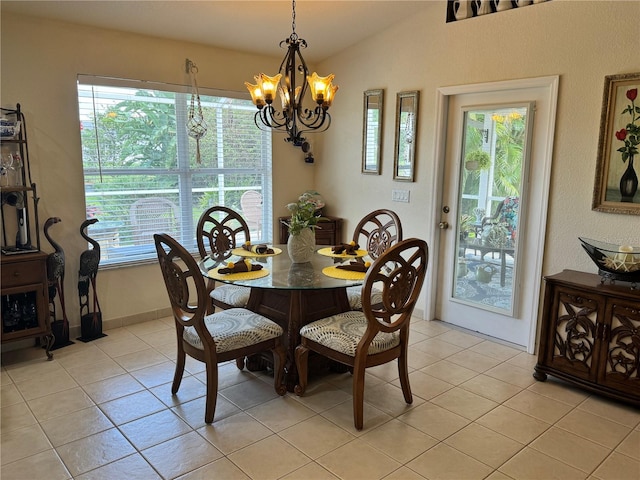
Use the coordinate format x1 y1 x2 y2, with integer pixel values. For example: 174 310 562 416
452 105 530 315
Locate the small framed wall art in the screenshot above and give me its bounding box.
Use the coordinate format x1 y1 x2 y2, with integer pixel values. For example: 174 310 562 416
362 89 384 174
393 90 419 182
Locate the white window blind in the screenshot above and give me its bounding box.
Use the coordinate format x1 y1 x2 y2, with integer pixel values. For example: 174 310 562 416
77 75 272 267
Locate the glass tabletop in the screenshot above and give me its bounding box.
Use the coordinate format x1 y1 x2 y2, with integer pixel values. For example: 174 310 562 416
198 245 365 290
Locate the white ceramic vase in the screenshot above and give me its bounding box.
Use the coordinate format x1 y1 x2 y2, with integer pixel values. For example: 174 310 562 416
287 228 315 263
454 0 473 20
475 0 492 15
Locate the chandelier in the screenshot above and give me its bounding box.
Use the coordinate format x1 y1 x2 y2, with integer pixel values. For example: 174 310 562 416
245 0 338 147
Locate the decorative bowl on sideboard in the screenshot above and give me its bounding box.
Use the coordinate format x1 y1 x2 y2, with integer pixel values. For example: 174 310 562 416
579 237 640 286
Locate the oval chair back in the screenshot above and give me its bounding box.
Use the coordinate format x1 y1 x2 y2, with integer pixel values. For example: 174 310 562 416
352 209 403 260
347 209 404 310
196 206 251 262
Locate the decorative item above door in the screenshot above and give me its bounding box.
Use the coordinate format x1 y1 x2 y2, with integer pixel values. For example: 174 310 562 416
592 72 640 215
446 0 550 22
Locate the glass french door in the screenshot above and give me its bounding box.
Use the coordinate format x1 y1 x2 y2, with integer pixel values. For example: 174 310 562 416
451 104 532 316
435 84 554 348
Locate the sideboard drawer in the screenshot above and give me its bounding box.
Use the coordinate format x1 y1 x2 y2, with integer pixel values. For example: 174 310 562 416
1 260 43 287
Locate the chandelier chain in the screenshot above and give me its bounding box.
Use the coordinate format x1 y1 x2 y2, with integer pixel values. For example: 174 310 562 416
291 0 296 34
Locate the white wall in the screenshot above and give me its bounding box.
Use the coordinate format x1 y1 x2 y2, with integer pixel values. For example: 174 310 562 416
315 1 639 288
2 1 639 336
0 13 317 332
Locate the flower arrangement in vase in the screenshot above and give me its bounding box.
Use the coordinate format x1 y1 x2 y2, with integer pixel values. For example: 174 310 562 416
615 88 639 201
283 191 326 263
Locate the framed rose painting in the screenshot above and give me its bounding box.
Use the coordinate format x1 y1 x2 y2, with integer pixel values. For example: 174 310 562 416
592 72 640 215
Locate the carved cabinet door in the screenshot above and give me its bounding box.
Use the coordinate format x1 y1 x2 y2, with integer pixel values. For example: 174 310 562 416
545 286 605 383
599 299 640 396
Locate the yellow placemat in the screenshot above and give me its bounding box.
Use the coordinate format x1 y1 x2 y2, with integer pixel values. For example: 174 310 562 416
322 266 366 280
231 247 282 257
207 268 270 281
317 247 368 259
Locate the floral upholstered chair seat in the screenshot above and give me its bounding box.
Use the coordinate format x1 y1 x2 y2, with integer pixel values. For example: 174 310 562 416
183 308 283 352
299 311 399 356
210 284 251 309
345 286 383 311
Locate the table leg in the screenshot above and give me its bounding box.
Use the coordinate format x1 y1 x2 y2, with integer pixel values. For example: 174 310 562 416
246 287 350 391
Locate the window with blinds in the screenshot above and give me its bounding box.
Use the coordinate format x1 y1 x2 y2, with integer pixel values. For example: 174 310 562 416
77 75 272 266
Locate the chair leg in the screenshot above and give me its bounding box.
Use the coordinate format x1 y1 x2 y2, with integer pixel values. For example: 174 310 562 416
398 348 413 405
294 345 309 396
271 345 287 396
172 343 186 394
352 360 366 431
204 360 218 424
236 357 245 370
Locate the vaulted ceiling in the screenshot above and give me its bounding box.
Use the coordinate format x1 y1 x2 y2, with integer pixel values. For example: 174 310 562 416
1 1 433 62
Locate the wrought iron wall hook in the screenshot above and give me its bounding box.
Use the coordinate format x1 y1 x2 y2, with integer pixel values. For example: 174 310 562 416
185 58 198 75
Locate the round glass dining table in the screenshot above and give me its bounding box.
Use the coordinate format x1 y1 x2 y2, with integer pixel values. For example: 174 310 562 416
198 245 366 390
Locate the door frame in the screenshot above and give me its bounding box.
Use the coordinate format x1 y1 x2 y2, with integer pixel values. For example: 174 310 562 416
423 76 559 353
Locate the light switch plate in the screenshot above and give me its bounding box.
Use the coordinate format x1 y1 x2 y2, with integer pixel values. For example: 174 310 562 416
392 189 410 203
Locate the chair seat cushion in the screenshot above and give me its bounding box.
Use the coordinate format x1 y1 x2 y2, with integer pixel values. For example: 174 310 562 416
300 311 399 357
345 285 383 310
184 308 283 352
211 284 251 307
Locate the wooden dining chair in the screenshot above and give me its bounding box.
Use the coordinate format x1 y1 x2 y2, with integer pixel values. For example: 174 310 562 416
346 209 403 310
196 206 252 313
294 238 428 430
154 233 286 424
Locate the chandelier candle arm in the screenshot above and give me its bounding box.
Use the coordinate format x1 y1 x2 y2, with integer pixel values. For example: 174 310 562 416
244 0 338 147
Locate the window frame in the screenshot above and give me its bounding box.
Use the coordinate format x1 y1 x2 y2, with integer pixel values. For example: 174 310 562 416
77 75 272 267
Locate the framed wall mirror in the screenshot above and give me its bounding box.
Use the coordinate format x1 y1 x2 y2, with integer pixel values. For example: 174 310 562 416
393 90 419 181
362 89 384 174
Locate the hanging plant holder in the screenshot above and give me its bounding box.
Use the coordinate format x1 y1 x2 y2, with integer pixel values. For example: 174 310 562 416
186 58 208 163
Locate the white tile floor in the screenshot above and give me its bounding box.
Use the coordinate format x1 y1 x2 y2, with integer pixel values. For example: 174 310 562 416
1 317 639 479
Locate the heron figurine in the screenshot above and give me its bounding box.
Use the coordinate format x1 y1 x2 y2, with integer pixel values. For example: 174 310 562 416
78 218 102 339
43 217 69 341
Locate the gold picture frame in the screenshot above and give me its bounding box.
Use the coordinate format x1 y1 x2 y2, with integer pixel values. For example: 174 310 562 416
592 72 640 215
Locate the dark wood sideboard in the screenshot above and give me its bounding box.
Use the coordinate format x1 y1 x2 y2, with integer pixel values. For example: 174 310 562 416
279 216 343 246
1 252 53 359
534 269 640 407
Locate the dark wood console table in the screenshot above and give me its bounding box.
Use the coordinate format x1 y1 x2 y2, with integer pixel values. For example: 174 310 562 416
279 216 342 246
534 270 640 407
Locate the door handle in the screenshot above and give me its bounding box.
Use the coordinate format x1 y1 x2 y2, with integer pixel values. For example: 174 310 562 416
439 221 449 230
